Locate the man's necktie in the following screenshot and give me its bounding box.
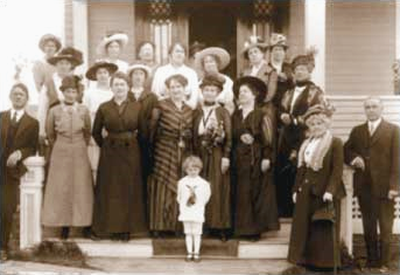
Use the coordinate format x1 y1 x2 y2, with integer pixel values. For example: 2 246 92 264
11 111 18 126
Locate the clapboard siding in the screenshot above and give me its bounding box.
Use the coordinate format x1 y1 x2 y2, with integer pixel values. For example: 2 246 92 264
328 96 400 141
87 1 135 66
326 1 396 96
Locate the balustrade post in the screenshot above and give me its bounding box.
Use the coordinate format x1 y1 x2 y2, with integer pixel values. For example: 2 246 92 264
19 156 45 250
341 165 354 255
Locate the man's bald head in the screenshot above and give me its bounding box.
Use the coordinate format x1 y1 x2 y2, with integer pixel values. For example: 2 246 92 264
364 96 383 122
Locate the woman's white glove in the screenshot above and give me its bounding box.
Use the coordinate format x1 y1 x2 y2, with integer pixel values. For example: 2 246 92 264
323 192 333 202
292 192 297 204
261 159 271 173
221 157 230 174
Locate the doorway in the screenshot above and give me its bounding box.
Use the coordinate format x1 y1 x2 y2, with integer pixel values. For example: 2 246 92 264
188 2 239 78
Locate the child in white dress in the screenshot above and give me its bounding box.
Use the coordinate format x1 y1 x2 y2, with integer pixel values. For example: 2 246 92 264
177 156 211 262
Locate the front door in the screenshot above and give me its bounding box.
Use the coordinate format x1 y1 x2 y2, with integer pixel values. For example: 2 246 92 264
187 2 246 78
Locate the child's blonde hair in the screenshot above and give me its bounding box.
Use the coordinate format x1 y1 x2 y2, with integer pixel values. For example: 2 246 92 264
182 155 203 173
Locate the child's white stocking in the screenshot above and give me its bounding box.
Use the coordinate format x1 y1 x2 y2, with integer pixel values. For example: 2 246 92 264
185 235 194 254
194 234 201 254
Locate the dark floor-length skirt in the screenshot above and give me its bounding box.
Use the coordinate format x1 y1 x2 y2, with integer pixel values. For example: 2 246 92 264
232 143 279 236
288 184 341 268
198 141 231 230
92 138 147 235
275 153 296 217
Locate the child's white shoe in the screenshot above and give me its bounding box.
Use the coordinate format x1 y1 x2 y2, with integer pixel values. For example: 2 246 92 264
193 253 201 263
185 253 193 262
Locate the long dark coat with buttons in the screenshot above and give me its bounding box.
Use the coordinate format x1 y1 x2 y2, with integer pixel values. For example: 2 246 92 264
91 99 147 235
288 136 346 268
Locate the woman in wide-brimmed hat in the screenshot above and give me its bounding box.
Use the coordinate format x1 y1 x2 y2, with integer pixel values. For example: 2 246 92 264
266 33 294 107
288 102 346 269
195 47 235 114
37 46 83 143
84 60 118 177
42 75 93 240
151 42 200 109
231 76 279 240
193 74 232 240
240 36 269 80
276 48 326 218
32 33 62 92
127 62 158 207
97 31 129 73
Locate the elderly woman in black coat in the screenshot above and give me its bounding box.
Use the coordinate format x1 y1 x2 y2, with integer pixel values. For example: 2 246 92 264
288 103 346 269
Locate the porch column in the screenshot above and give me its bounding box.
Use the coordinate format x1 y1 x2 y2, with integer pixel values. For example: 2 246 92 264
20 156 46 250
72 0 89 66
304 0 326 90
396 0 400 59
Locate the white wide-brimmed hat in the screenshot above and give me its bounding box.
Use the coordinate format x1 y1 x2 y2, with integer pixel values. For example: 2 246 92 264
127 62 152 79
96 32 129 56
195 47 231 71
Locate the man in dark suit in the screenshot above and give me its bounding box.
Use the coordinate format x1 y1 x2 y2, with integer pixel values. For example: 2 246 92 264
1 83 39 261
344 97 399 271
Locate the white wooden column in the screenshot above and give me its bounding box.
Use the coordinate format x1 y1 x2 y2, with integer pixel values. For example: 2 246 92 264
304 0 326 90
72 0 89 66
20 156 46 250
396 0 400 59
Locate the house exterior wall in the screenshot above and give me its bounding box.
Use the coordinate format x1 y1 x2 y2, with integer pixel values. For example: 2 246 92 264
325 0 396 96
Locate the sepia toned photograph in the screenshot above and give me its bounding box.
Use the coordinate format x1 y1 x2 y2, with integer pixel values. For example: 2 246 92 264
0 0 399 274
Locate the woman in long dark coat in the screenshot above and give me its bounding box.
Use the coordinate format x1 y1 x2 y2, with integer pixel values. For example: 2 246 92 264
231 76 279 240
148 74 194 235
276 53 325 217
128 63 158 221
92 72 147 241
288 103 346 268
193 74 232 241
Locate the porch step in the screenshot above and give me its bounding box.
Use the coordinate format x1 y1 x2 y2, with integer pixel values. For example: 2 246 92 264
73 221 292 259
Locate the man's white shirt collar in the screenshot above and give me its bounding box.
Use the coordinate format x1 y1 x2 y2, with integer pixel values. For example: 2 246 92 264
10 108 25 122
368 117 382 134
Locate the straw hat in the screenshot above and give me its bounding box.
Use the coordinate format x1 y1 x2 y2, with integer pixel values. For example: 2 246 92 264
127 62 152 79
96 31 129 56
195 47 231 71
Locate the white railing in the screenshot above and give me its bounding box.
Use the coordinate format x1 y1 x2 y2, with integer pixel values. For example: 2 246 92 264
20 156 45 250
